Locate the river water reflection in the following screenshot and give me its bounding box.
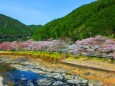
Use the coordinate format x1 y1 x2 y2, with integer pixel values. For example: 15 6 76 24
0 62 46 86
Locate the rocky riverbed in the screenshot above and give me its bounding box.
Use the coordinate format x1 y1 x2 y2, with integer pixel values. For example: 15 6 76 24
0 56 90 86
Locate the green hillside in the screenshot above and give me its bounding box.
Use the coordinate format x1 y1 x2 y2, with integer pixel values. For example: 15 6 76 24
28 25 42 33
0 14 33 41
0 14 31 35
33 0 115 41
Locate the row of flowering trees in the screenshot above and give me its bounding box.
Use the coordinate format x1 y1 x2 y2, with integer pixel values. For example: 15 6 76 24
0 39 66 52
68 35 115 59
0 35 115 59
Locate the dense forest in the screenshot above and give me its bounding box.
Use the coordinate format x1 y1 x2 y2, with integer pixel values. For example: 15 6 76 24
0 14 41 42
33 0 115 41
28 25 42 33
0 14 31 35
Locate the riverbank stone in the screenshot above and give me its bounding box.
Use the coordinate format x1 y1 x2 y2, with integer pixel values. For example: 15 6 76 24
74 75 80 80
64 75 74 80
93 80 103 86
52 74 63 80
81 79 89 85
0 77 3 86
52 81 65 85
53 69 67 73
37 78 54 86
67 79 81 85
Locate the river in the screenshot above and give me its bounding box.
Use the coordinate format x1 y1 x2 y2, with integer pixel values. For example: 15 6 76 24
0 56 91 86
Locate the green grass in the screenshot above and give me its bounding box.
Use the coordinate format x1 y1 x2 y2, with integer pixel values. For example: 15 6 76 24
66 55 115 63
0 51 114 63
0 51 65 62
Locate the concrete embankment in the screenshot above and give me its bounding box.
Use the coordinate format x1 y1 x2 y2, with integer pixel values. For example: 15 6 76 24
61 60 115 73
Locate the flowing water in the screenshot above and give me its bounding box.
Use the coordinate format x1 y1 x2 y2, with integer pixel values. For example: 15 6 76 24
0 62 46 86
0 57 91 86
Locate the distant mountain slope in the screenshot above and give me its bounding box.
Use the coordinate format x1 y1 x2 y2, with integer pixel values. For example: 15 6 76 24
28 25 42 33
33 0 115 40
0 14 35 42
0 14 31 36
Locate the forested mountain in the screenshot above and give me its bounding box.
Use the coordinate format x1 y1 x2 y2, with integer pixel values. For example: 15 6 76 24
28 25 42 33
0 14 33 41
33 0 115 41
0 14 31 35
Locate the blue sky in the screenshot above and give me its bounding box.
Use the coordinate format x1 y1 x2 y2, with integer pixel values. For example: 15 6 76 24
0 0 95 25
